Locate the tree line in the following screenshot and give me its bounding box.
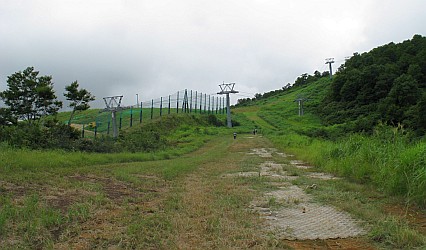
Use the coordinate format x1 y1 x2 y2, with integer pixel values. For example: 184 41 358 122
0 66 95 149
0 67 228 152
237 34 426 137
319 34 426 135
0 66 95 125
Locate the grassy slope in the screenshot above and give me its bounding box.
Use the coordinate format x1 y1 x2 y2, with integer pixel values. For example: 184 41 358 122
55 107 225 134
234 77 426 208
1 114 231 170
234 78 426 248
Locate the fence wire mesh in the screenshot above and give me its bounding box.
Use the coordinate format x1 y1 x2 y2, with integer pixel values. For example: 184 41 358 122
72 89 227 138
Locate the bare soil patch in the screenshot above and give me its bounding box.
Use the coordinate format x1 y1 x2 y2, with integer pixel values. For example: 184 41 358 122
68 174 144 204
283 238 376 250
0 180 30 199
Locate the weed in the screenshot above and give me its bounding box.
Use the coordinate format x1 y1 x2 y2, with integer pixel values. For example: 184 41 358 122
67 203 90 223
268 197 278 208
370 216 426 248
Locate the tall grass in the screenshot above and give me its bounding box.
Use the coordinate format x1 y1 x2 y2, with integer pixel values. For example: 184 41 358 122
269 126 426 207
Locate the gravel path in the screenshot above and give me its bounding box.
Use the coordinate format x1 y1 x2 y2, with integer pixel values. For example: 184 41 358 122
242 148 366 240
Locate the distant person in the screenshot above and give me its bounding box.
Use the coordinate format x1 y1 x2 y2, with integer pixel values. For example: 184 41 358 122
233 132 237 139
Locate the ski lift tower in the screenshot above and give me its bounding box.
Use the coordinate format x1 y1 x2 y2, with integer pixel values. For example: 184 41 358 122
325 58 335 79
217 82 238 128
103 95 123 138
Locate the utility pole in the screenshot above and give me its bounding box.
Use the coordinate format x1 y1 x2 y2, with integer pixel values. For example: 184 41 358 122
136 94 139 108
217 82 238 128
102 95 123 138
294 96 309 116
325 58 335 79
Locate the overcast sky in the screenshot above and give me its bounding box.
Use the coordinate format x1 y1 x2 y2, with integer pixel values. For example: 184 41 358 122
1 0 425 108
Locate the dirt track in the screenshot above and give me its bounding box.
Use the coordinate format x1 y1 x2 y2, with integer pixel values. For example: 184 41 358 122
229 147 366 240
4 134 423 249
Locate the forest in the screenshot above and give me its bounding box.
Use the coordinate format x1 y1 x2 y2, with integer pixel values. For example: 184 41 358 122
320 34 426 135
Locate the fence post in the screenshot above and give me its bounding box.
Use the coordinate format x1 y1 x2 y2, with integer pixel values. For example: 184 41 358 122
119 112 122 129
183 89 188 113
107 121 110 135
177 91 179 114
140 102 143 123
190 90 193 113
151 99 154 119
208 95 211 114
216 96 218 114
219 97 221 114
168 95 171 114
160 97 163 116
200 93 202 113
204 93 207 113
194 91 197 113
130 107 133 127
212 96 215 115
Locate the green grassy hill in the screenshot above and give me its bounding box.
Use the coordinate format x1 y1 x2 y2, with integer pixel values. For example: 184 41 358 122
234 75 426 208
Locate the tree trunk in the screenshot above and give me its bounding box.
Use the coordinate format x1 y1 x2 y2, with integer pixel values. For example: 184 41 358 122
68 109 76 126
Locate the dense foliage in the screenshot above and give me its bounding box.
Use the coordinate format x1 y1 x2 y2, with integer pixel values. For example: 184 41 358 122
0 121 80 149
0 113 226 153
320 35 426 135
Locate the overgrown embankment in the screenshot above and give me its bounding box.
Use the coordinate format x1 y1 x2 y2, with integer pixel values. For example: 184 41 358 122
0 113 231 170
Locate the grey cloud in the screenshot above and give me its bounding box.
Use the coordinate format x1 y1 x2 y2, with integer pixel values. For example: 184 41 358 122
1 0 425 108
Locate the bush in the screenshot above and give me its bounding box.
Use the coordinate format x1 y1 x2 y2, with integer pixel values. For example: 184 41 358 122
0 122 80 149
206 114 224 127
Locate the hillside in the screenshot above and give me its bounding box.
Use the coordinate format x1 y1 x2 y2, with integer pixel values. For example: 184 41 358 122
233 43 426 208
322 34 426 135
237 35 426 137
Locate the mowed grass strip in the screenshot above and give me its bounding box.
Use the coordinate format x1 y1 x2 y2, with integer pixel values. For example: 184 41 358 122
121 134 272 249
0 135 218 248
0 133 274 248
169 135 264 249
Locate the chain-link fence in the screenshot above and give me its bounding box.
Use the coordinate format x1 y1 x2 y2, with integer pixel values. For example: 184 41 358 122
73 89 227 138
